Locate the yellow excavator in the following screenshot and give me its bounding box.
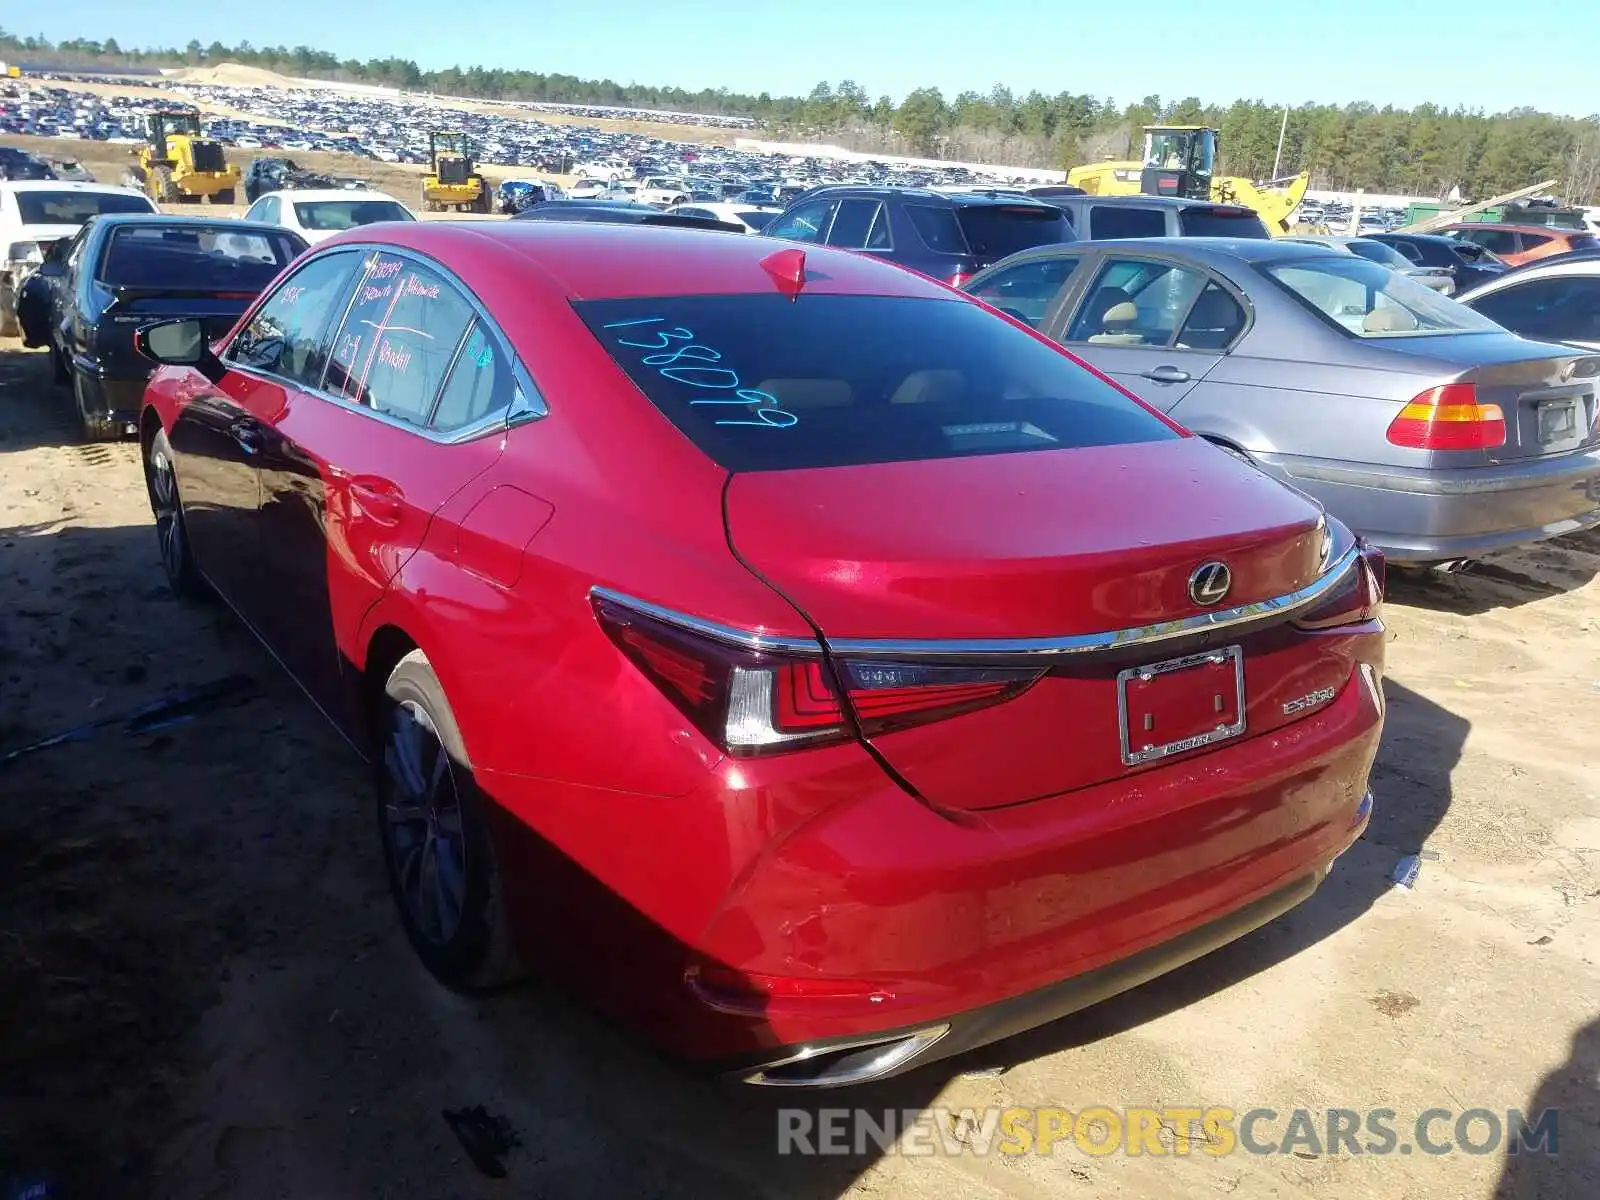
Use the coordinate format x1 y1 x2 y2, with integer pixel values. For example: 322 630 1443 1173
122 111 242 205
421 132 491 213
1067 126 1308 234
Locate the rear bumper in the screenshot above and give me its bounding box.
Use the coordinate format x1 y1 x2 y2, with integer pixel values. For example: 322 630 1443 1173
477 650 1383 1082
1262 448 1600 563
73 360 151 426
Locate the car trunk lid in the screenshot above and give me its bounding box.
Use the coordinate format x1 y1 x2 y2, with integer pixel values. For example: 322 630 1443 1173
725 438 1345 809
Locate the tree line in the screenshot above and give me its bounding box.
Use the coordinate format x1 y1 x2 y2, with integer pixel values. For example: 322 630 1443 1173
4 29 1598 201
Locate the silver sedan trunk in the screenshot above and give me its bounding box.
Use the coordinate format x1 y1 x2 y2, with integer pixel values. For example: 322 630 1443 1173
964 237 1600 564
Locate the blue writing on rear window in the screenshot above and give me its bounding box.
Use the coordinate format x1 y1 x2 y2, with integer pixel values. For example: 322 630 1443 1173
598 316 799 428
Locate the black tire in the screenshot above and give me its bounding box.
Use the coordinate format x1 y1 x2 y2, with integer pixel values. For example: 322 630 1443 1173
143 427 207 600
212 187 236 205
150 165 178 204
70 367 116 442
376 651 521 992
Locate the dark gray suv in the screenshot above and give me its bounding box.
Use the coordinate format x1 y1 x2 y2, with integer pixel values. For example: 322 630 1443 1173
761 186 1072 285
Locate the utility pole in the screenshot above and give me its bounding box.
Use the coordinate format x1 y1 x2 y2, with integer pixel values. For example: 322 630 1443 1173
1271 105 1289 180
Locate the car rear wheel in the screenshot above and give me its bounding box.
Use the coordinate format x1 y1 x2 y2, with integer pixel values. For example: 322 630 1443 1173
376 651 521 992
143 427 207 600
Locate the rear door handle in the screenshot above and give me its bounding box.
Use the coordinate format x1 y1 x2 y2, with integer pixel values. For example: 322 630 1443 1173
1140 366 1192 384
349 477 405 524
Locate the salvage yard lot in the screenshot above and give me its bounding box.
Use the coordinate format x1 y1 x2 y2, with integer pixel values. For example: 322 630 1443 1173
1 334 1598 1198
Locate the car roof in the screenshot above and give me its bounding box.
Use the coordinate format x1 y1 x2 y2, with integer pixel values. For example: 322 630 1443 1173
258 188 399 203
1469 256 1600 288
1442 221 1580 234
1059 194 1254 212
784 184 1058 210
317 220 959 302
89 213 302 235
1369 230 1459 246
0 180 148 197
984 236 1342 270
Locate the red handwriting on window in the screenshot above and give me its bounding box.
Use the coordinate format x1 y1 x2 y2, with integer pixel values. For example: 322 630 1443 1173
281 285 306 305
359 283 393 304
377 339 413 374
402 274 441 300
368 258 404 281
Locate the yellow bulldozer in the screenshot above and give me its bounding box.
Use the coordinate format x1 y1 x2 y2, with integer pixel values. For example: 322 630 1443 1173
122 111 242 205
1067 126 1309 234
421 132 491 213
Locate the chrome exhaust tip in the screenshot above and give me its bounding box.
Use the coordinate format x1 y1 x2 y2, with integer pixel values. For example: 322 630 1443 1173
740 1025 951 1088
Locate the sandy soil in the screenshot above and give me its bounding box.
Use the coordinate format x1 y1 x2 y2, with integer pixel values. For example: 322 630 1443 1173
1 334 1597 1199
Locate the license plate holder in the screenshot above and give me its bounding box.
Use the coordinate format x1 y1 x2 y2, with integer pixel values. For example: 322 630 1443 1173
1538 398 1580 448
1117 646 1246 767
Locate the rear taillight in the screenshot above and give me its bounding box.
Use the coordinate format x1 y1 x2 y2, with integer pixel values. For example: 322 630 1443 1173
948 268 975 288
593 596 1039 756
1386 384 1505 450
1293 546 1386 630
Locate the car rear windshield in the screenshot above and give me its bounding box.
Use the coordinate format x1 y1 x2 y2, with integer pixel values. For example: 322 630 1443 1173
737 209 779 231
1264 258 1501 338
954 204 1070 259
1569 233 1600 251
574 294 1177 472
1344 239 1412 269
15 190 154 223
98 224 303 289
292 200 414 230
1178 208 1270 238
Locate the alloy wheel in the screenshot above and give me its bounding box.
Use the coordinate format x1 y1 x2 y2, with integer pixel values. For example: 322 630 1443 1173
382 700 468 946
147 443 185 582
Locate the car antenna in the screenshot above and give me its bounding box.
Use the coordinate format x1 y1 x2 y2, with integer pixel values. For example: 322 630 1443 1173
760 247 807 301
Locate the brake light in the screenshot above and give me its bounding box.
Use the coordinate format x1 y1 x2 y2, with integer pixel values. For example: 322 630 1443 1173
948 268 975 288
1386 384 1505 450
593 596 1040 756
1293 546 1386 630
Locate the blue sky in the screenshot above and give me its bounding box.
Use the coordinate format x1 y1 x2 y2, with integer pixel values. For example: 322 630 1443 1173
16 2 1600 116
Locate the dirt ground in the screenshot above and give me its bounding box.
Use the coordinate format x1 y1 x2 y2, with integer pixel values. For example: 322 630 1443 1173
1 333 1597 1200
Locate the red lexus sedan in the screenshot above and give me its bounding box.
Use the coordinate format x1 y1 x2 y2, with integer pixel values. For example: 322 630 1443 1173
135 222 1386 1087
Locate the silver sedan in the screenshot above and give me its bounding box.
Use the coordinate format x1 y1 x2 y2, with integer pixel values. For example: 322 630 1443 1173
965 238 1600 565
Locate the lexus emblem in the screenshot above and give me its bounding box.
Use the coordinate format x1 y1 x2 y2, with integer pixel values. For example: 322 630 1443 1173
1188 561 1232 607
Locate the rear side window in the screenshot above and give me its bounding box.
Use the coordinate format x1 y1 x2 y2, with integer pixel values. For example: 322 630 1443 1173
1178 208 1270 239
323 252 475 426
905 205 967 253
1567 234 1600 252
574 294 1176 472
953 205 1069 259
432 321 517 432
227 250 362 384
1089 206 1167 239
1518 232 1552 250
1386 239 1426 264
1460 228 1517 255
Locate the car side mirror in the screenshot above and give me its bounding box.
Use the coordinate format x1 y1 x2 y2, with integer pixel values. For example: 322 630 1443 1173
135 318 226 382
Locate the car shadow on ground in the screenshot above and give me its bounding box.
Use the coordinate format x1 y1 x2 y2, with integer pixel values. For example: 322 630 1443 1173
1495 1015 1600 1199
1386 526 1600 616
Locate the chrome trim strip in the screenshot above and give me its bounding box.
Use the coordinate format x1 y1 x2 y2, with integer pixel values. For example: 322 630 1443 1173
739 1024 951 1087
589 585 822 653
593 544 1361 663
